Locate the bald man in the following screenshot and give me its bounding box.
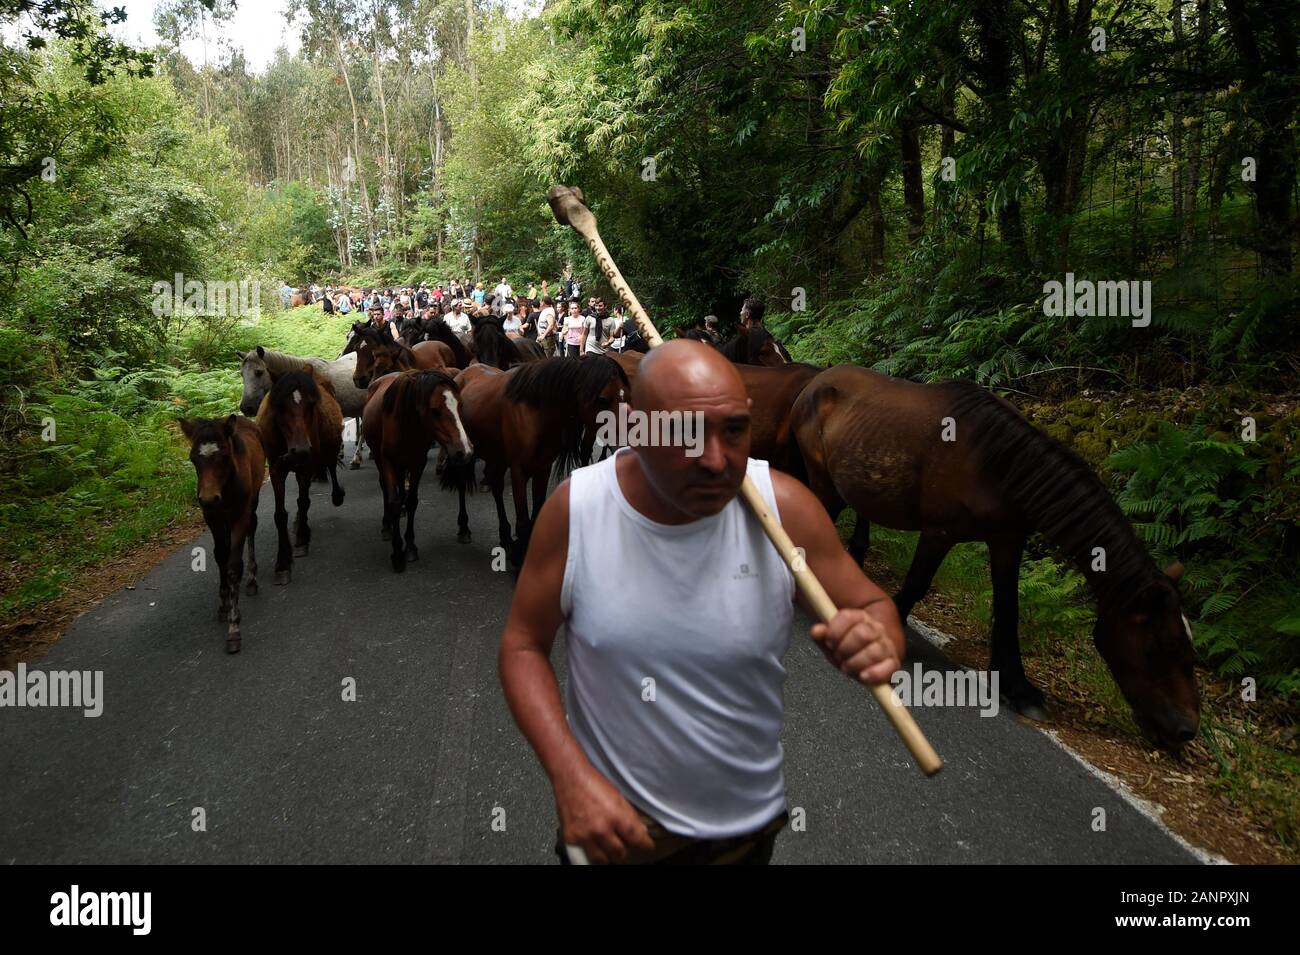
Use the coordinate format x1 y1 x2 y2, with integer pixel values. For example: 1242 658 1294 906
498 341 905 865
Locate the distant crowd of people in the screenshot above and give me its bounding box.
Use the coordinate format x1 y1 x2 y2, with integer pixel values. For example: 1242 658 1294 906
308 272 662 357
283 271 781 365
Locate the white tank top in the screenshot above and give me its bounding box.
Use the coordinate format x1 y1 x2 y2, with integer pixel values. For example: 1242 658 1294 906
560 448 795 838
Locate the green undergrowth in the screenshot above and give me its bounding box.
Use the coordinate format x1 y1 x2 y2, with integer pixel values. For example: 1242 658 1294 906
0 306 351 625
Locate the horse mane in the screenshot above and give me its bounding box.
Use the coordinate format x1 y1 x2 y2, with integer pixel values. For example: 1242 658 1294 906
382 369 459 427
680 328 716 346
183 417 233 448
720 328 762 362
944 381 1158 607
266 369 321 410
423 317 473 368
254 349 312 375
474 317 517 370
505 355 629 407
355 323 415 359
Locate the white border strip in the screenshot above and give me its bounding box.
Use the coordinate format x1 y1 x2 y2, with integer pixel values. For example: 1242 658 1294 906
905 614 1230 866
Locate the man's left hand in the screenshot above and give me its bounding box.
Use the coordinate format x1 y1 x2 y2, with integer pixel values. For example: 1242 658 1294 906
810 607 901 686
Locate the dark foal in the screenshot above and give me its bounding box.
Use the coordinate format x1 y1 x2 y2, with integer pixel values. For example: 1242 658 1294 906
256 369 345 586
179 415 266 653
362 369 474 572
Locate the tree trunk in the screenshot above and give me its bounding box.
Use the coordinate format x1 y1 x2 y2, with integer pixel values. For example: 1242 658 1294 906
972 0 1031 263
1223 0 1299 276
335 33 378 265
900 120 925 242
867 167 886 274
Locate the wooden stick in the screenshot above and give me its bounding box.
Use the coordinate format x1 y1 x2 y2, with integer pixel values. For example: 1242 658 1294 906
547 185 942 777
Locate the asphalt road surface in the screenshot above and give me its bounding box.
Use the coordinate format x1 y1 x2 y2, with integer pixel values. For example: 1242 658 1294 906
0 441 1201 864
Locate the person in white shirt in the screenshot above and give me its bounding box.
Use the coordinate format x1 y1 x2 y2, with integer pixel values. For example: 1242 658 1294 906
494 276 513 310
445 301 472 342
498 340 904 865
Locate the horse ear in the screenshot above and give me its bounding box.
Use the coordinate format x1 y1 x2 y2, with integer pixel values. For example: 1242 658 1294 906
1164 561 1185 583
223 414 239 439
236 351 246 361
178 417 197 441
256 345 266 359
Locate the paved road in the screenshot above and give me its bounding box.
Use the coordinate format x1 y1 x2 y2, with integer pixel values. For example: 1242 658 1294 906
0 441 1200 864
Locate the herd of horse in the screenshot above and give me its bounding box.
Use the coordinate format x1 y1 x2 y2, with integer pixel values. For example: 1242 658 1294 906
175 308 1200 752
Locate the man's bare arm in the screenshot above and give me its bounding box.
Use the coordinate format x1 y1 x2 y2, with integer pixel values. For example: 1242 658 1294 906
771 470 906 683
497 480 653 862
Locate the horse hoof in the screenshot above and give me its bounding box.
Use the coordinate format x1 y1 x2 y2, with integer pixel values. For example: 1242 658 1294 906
293 544 309 558
226 638 241 654
350 461 361 471
275 571 291 586
457 529 472 544
332 490 345 506
1004 684 1049 721
406 545 419 562
245 580 258 596
392 554 407 573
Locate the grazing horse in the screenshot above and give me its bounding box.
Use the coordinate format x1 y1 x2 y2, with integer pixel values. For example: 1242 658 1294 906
350 323 456 389
256 369 345 585
362 370 474 572
238 346 366 469
444 356 628 565
179 415 266 654
790 364 1200 749
721 325 790 366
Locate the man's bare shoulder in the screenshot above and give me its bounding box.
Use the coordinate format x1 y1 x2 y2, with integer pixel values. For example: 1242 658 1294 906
767 466 827 530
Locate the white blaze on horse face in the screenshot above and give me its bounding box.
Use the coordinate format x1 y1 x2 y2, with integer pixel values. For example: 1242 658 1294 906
198 442 220 457
443 391 472 456
293 389 302 405
1181 613 1193 642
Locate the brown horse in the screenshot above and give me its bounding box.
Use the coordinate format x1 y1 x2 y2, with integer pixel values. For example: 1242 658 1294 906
607 350 818 472
362 369 474 572
179 415 266 654
443 356 629 565
257 369 345 585
471 314 545 369
290 288 315 307
420 316 475 369
349 322 456 389
719 325 790 366
789 364 1200 749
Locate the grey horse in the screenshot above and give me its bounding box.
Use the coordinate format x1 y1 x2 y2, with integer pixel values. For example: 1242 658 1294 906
237 346 368 469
